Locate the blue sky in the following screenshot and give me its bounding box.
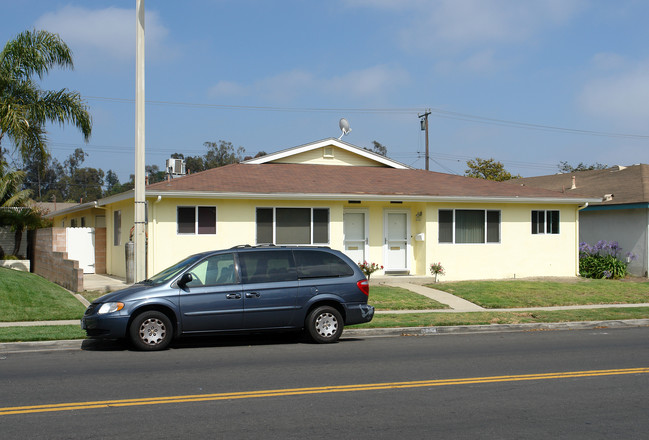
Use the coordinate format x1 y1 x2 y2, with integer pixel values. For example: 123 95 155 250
2 0 649 182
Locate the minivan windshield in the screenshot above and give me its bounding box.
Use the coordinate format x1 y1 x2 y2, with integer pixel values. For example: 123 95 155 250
143 254 206 285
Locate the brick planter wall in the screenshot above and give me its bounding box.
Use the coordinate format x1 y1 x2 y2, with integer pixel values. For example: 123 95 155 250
33 228 83 292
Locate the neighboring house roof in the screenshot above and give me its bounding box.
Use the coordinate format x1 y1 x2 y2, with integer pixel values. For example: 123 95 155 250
507 164 649 207
243 138 412 169
33 202 80 215
142 163 595 203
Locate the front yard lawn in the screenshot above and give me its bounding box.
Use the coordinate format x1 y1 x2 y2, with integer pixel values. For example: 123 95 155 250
431 278 649 308
369 285 449 310
0 268 86 321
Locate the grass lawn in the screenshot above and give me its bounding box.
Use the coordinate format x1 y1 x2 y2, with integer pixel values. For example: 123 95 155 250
2 267 649 343
349 307 649 329
369 285 449 310
431 278 649 308
0 268 86 322
0 325 86 342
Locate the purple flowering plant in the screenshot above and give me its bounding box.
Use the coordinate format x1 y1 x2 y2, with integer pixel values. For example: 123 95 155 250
579 240 635 279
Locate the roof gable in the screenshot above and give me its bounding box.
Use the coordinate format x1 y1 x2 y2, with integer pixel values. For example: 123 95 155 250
244 138 411 169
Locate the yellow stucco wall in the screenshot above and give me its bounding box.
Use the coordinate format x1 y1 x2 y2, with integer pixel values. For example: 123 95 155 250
270 146 386 167
51 198 580 281
422 203 578 281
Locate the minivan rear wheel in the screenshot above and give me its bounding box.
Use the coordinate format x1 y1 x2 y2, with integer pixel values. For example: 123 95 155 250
129 311 173 351
306 306 343 343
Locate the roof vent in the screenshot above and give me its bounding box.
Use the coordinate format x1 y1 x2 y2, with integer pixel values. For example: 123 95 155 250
603 194 614 202
612 165 627 171
571 176 576 190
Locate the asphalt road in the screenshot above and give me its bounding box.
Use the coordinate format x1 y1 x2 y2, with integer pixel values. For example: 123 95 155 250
1 328 648 439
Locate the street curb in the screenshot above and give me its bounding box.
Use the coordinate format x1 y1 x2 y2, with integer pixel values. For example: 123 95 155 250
342 318 649 337
2 319 648 354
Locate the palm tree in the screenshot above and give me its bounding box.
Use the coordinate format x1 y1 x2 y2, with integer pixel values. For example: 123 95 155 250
0 29 92 160
0 164 33 258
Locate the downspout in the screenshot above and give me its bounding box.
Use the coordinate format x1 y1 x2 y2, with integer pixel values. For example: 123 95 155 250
576 203 589 276
151 196 162 274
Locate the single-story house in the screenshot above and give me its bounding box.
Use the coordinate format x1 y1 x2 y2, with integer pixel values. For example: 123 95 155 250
46 138 599 282
507 164 649 277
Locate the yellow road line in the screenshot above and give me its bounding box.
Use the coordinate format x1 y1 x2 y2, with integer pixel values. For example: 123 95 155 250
2 367 648 416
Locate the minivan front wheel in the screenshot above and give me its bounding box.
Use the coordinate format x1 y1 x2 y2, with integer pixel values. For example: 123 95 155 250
129 311 173 351
306 306 343 343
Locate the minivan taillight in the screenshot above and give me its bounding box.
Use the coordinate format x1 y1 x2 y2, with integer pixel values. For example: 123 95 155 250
357 279 369 296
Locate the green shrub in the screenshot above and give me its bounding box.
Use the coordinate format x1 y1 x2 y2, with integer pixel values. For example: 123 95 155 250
579 241 633 279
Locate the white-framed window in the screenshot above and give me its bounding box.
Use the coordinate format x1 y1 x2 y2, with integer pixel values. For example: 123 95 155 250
256 207 329 245
439 209 501 244
177 206 217 235
113 210 121 246
532 210 559 234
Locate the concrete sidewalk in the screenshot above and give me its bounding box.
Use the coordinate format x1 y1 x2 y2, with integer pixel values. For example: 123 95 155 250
377 281 649 313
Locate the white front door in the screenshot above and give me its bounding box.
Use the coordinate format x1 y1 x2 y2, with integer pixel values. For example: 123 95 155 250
66 227 96 274
384 211 409 272
343 210 368 265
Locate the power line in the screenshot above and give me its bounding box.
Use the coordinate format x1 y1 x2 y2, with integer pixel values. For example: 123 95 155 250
85 96 649 140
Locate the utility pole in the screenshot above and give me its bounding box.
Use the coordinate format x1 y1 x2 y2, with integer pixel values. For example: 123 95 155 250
134 0 146 282
418 109 431 171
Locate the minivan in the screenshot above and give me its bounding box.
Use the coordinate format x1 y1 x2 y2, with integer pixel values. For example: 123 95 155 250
81 246 374 350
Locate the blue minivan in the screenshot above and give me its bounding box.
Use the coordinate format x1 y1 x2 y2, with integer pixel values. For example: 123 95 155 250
81 246 374 350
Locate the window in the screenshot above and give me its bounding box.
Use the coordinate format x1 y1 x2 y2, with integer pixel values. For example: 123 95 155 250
294 250 355 279
238 250 297 283
185 253 237 287
177 206 216 235
71 218 77 228
81 217 86 227
113 210 121 246
438 209 500 244
256 208 330 245
532 210 559 234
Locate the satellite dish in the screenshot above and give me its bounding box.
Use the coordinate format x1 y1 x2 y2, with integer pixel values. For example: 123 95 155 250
338 118 352 140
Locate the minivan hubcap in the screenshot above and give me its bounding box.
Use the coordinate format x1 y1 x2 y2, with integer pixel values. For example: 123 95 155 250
139 318 166 345
315 313 338 337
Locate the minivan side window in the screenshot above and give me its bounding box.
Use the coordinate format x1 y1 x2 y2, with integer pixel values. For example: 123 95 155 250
294 250 354 279
238 251 297 283
186 253 237 287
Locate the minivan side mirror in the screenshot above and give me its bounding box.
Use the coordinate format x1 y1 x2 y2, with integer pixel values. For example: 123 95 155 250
177 272 193 288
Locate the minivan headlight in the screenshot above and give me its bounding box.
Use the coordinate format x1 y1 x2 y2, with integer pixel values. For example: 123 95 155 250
97 302 125 314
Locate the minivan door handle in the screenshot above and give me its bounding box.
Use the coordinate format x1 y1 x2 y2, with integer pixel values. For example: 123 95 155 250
245 292 260 298
226 293 241 299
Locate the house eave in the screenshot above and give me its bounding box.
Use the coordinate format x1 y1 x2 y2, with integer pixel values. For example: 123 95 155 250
144 190 599 204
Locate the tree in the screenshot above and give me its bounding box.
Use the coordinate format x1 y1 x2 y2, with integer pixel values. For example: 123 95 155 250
145 164 165 184
0 29 92 160
465 157 519 181
203 140 245 169
66 166 104 202
365 140 388 156
558 161 608 173
172 140 246 174
0 162 34 257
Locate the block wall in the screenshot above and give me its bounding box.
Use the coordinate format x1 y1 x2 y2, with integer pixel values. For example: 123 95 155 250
33 228 84 292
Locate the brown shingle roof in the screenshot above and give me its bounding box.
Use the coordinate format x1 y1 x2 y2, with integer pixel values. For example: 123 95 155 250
146 163 589 201
508 164 649 206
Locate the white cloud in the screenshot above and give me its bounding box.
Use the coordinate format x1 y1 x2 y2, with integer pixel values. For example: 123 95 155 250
346 0 585 74
404 0 584 50
578 61 649 131
209 65 409 102
34 6 171 69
